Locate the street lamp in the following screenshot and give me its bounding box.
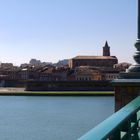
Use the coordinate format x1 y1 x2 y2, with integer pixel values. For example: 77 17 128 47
121 0 140 77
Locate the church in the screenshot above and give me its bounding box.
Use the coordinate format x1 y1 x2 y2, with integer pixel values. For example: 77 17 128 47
69 41 118 69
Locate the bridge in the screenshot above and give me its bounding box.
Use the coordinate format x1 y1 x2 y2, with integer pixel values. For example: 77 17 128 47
78 96 140 140
78 0 140 139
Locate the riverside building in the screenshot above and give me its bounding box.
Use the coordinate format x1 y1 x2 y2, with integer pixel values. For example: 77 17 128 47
69 41 118 69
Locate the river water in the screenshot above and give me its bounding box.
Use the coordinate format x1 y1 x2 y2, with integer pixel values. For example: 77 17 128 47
0 96 114 140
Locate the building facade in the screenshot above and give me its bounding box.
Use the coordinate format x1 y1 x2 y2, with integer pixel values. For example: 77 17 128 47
75 66 102 81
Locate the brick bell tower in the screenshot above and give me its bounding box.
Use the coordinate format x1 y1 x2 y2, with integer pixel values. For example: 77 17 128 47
103 41 110 56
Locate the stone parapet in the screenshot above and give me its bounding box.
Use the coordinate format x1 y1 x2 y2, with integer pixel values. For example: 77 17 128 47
112 79 140 111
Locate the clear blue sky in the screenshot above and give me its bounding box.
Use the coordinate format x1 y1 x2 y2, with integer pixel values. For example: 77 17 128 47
0 0 137 65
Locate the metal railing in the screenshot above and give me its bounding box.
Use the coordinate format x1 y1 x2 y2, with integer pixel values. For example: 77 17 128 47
78 96 140 140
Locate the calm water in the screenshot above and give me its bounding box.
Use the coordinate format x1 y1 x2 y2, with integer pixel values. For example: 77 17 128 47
0 96 114 140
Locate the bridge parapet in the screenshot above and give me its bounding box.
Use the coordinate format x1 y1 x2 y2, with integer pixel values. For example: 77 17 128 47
78 96 140 140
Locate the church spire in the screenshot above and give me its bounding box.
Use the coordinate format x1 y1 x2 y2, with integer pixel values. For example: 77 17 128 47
103 41 110 56
105 41 109 47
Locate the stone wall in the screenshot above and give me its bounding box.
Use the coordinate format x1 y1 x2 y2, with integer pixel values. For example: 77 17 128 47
26 80 113 91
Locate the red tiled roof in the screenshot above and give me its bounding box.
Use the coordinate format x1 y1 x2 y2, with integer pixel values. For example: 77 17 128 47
72 56 117 60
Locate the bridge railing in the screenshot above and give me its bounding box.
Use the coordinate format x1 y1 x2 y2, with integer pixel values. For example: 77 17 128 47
78 96 140 140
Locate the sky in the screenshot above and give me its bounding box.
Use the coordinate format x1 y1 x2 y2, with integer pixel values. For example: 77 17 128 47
0 0 137 65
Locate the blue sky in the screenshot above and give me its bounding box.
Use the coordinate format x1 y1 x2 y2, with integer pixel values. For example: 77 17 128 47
0 0 137 65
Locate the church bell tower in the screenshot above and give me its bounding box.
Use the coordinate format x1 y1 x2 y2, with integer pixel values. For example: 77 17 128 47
103 41 110 56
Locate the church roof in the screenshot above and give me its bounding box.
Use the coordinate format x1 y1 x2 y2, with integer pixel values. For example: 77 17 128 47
72 55 117 60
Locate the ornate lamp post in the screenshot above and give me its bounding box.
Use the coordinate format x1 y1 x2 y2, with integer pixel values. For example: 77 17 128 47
127 0 140 74
113 0 140 111
121 0 140 77
138 0 140 39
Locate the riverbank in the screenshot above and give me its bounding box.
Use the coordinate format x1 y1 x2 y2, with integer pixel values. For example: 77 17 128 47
0 88 114 96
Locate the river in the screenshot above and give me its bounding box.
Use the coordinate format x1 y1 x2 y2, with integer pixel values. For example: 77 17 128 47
0 96 114 140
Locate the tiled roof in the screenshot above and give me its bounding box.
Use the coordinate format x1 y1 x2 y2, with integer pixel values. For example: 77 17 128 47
72 56 117 60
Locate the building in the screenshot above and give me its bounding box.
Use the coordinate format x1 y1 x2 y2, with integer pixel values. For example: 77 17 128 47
75 66 102 81
0 63 13 69
74 66 119 81
114 62 131 72
101 67 120 80
69 41 118 68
